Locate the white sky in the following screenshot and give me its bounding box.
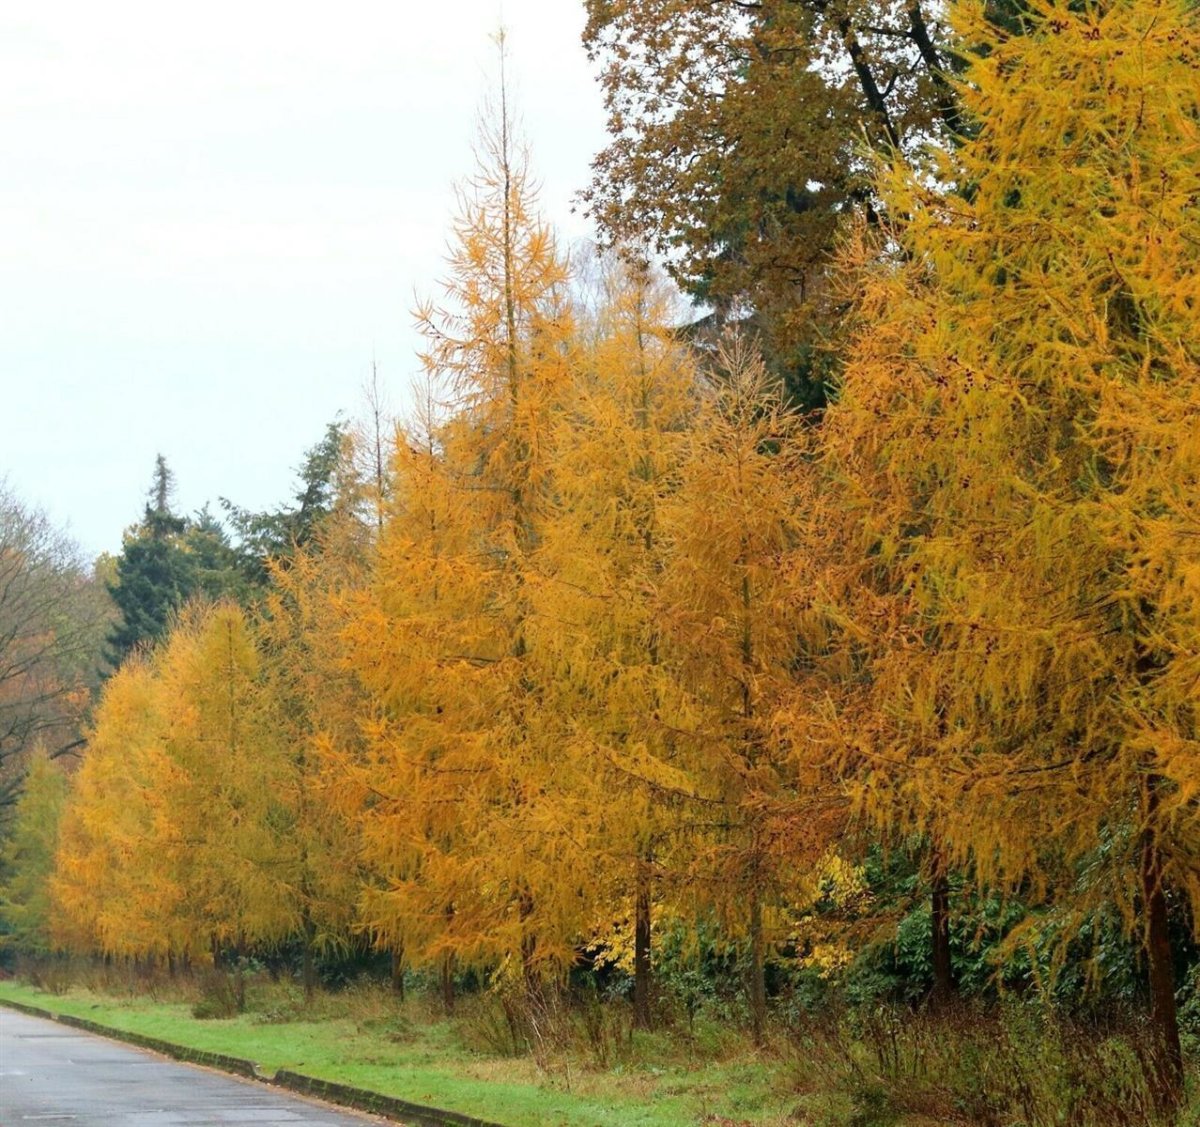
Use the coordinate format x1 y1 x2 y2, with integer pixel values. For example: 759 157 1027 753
1 1 608 558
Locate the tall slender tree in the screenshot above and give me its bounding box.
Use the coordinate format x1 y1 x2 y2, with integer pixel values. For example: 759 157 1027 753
660 338 821 1040
533 252 699 1026
344 36 583 986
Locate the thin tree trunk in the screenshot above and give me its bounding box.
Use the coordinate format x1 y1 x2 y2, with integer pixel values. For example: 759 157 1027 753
633 858 652 1030
234 935 247 1014
519 888 541 1004
1142 780 1183 1109
930 848 954 1007
440 952 455 1014
301 913 317 1002
748 889 767 1044
390 944 406 1002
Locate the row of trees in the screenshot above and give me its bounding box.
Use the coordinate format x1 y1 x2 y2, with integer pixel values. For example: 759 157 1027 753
2 0 1197 1108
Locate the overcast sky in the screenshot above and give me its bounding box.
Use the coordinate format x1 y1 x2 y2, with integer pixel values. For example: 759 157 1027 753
1 1 608 559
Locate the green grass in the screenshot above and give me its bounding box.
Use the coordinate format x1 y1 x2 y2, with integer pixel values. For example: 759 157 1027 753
0 977 801 1127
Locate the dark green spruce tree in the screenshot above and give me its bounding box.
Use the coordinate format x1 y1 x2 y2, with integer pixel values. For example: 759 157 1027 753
105 455 195 667
184 505 250 604
222 421 347 585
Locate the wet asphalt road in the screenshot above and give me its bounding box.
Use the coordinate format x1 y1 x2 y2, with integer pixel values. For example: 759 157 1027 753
0 1008 387 1126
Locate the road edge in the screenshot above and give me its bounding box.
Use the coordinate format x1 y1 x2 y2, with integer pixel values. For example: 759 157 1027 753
0 995 507 1127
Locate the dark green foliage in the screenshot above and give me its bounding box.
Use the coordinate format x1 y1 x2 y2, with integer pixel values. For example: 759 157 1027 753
105 456 195 666
183 507 250 605
221 422 347 585
106 432 347 669
104 533 192 664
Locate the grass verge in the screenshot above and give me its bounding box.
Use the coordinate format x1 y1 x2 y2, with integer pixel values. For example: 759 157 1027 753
0 977 803 1127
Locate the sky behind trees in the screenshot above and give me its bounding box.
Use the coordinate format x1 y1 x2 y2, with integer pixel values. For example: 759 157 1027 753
1 0 605 557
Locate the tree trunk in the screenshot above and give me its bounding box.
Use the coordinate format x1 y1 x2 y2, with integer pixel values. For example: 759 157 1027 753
930 849 954 1007
633 859 652 1030
519 888 540 1004
390 944 406 1002
748 890 767 1044
301 914 317 1002
1141 791 1183 1110
440 952 455 1014
234 936 247 1014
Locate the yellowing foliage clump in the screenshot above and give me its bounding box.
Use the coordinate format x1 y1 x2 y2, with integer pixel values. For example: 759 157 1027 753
823 0 1200 1090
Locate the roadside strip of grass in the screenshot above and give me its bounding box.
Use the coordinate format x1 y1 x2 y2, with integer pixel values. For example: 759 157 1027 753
0 979 802 1127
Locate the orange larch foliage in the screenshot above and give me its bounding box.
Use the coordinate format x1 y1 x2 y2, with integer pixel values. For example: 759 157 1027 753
342 46 586 987
822 0 1200 1096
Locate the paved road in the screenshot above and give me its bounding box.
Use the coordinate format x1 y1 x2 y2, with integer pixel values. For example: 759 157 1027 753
0 1008 387 1126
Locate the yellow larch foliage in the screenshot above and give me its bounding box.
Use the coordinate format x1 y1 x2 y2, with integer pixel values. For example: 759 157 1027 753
660 336 824 1038
52 657 177 957
55 603 317 963
343 57 585 985
151 602 297 954
822 0 1199 1090
259 529 371 991
531 252 700 1021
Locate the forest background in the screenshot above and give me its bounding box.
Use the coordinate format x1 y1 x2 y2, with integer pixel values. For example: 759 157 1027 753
2 1 1199 1124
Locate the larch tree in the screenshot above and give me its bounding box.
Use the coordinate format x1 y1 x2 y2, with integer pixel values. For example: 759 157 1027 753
340 390 510 1007
532 251 699 1027
258 488 375 998
352 362 395 536
660 338 822 1041
148 602 295 971
344 39 583 993
822 0 1200 1102
52 657 177 958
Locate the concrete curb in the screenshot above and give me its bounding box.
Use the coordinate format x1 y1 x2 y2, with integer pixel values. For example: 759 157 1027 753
0 997 55 1020
53 1012 260 1079
272 1070 507 1127
0 997 508 1127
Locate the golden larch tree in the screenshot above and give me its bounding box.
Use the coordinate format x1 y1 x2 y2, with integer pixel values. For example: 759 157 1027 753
823 0 1200 1100
531 252 700 1026
52 657 177 958
660 338 820 1041
344 42 585 992
148 603 295 966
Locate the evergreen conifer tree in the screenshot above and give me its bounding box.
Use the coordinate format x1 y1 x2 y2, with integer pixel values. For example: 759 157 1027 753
106 455 194 667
